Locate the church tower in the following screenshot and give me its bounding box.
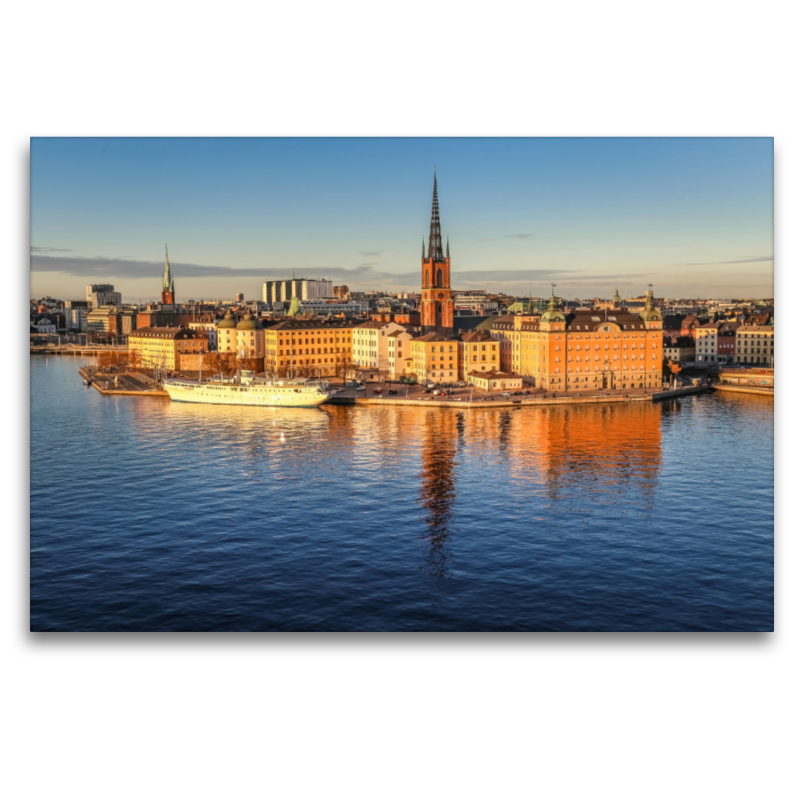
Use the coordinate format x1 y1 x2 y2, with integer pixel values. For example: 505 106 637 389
161 244 176 307
420 170 453 333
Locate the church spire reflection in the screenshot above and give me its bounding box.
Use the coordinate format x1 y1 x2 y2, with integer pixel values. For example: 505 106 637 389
418 410 460 578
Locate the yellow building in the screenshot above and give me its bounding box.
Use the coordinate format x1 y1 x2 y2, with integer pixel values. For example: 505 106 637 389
128 327 204 370
459 330 499 380
410 332 460 384
491 290 664 391
264 319 355 378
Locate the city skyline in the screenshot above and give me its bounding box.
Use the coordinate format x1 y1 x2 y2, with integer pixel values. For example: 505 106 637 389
30 137 774 301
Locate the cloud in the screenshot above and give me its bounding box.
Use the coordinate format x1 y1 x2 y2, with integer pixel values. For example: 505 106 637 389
476 233 534 242
31 246 74 254
357 250 384 257
31 253 265 279
674 255 774 266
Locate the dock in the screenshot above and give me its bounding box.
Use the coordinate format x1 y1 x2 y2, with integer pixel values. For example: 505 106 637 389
323 384 712 409
78 367 169 397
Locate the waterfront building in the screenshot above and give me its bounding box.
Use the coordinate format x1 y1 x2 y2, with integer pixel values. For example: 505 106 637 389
128 327 203 370
717 321 740 363
85 284 121 310
411 332 461 384
352 319 409 374
735 324 774 365
695 321 721 363
719 367 774 389
226 311 266 369
264 319 355 378
467 370 523 392
420 171 454 333
459 330 500 380
663 336 696 364
216 311 240 355
161 245 176 307
387 329 414 380
489 290 664 391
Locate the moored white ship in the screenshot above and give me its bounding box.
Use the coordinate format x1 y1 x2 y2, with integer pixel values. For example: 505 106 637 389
163 370 330 408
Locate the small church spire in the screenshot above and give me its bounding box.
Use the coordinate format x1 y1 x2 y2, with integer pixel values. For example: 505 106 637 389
446 236 450 258
422 237 426 258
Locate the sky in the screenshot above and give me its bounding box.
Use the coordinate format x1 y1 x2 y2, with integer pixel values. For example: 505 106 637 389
30 137 774 302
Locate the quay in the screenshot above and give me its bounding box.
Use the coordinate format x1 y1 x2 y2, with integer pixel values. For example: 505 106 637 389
73 363 714 406
78 366 169 397
324 384 711 408
713 384 774 397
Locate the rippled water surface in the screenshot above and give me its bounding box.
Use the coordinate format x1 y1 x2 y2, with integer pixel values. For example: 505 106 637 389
30 357 774 630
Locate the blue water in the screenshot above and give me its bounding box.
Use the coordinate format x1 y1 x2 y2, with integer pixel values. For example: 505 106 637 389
30 357 774 631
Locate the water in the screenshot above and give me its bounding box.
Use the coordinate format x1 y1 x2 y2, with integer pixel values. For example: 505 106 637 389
30 357 774 631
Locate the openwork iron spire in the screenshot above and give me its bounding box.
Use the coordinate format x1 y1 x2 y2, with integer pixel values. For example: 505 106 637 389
163 243 174 292
427 169 445 262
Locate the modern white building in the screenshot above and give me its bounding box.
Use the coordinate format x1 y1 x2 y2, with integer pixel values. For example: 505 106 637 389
263 279 334 305
86 284 121 309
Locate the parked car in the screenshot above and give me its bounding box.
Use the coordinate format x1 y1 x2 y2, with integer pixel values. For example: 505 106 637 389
424 388 433 394
373 388 382 395
388 389 398 395
355 386 365 392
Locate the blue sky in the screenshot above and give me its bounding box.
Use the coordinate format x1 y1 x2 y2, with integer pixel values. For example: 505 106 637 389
30 137 773 301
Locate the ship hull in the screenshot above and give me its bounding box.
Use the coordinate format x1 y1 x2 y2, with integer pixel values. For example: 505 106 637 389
163 380 328 407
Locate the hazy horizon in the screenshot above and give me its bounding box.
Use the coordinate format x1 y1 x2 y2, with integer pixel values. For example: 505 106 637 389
30 137 774 302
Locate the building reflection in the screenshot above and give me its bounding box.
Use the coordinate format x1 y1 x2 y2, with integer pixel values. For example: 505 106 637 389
508 402 663 505
418 410 459 578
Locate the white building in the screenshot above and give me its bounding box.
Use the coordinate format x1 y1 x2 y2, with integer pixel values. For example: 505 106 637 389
189 321 218 351
387 329 414 379
263 279 334 305
454 292 499 314
86 284 121 309
352 319 409 374
34 320 57 335
695 321 720 363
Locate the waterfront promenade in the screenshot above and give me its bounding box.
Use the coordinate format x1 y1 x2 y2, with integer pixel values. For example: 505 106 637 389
74 362 712 406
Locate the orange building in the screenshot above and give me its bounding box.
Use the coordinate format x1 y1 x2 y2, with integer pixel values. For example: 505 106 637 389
420 171 453 333
264 319 355 378
491 290 664 391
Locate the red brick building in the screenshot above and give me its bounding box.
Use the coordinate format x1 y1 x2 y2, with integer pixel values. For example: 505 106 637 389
420 171 453 333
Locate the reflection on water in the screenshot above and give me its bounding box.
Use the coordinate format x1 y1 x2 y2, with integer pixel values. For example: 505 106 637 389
30 357 773 631
419 410 459 578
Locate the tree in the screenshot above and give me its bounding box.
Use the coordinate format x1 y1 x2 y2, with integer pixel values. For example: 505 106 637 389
127 348 142 371
333 353 358 384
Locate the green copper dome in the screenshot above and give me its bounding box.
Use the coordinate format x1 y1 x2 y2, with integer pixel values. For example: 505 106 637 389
540 292 566 323
217 311 238 329
286 296 302 317
639 289 662 322
236 311 261 331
